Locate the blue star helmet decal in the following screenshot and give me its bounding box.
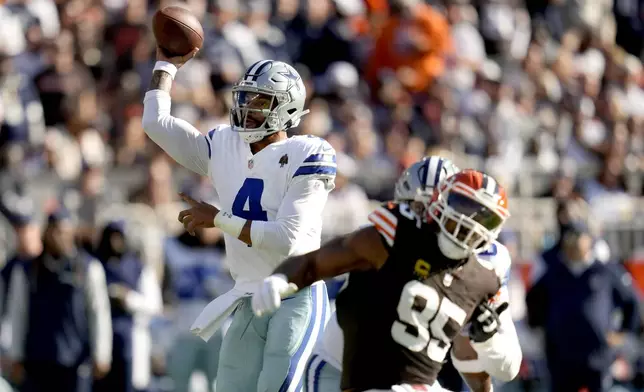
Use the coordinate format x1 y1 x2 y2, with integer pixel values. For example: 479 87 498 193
278 68 300 91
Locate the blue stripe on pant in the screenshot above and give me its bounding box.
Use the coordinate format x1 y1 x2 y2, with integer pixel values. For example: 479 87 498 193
305 354 342 392
278 283 328 392
216 282 329 392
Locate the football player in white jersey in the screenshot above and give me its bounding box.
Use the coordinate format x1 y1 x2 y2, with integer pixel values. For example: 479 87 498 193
142 49 334 392
303 157 522 392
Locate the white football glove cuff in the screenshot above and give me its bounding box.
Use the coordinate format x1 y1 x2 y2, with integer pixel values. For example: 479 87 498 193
252 274 299 317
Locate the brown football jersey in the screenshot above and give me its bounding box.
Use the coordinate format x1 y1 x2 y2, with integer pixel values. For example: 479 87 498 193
336 202 500 391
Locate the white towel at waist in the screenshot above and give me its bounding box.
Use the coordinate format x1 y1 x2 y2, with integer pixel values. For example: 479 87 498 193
190 281 259 342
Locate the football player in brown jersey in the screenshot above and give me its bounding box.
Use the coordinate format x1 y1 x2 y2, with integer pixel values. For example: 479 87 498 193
252 170 516 391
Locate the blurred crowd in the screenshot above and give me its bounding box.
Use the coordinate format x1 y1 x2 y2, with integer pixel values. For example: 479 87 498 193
0 0 644 391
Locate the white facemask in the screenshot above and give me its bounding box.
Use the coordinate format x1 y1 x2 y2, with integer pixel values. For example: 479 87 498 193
438 232 469 260
239 130 268 144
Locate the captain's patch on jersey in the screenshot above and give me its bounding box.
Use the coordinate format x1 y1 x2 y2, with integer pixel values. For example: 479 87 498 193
414 259 431 279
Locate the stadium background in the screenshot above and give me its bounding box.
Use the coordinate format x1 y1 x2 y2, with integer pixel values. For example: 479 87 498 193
0 0 643 391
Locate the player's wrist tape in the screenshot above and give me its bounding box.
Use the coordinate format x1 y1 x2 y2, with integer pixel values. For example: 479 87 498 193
214 210 245 238
153 61 178 80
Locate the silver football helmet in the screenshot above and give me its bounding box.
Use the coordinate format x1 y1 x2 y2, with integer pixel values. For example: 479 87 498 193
394 156 460 214
231 60 309 144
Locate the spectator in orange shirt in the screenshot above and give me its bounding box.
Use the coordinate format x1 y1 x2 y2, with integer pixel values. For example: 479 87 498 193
365 0 452 93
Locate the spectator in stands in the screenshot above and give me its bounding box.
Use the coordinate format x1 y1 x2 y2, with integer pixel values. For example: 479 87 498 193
613 0 644 57
6 207 112 392
33 29 94 128
321 152 371 243
93 220 162 392
0 191 41 318
365 0 452 93
526 220 641 392
129 153 177 207
163 226 232 392
295 0 364 76
12 17 48 80
0 190 41 389
0 49 45 151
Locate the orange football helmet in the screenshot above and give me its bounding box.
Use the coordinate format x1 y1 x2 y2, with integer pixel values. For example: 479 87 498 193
428 169 510 259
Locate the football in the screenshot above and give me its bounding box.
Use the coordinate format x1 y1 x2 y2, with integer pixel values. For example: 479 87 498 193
152 6 204 57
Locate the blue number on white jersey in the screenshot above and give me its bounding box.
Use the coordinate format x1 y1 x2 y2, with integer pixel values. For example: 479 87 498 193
232 178 268 221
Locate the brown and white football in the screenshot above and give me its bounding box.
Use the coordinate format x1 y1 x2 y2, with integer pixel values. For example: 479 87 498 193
152 6 204 57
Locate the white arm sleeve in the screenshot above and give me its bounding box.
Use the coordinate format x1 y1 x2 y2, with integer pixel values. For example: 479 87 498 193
86 260 113 367
142 90 211 176
123 266 163 316
250 179 330 257
8 267 28 361
451 288 522 381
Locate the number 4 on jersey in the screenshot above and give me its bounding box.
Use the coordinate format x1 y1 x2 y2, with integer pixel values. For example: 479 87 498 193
391 281 467 362
232 178 268 221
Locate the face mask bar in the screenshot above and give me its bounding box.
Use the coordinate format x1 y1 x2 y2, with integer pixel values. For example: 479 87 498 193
231 90 279 132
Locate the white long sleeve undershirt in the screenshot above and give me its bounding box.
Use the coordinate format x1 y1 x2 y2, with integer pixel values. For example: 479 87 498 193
451 305 522 381
142 90 210 177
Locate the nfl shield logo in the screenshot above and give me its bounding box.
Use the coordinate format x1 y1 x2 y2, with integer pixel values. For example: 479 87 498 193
248 159 254 169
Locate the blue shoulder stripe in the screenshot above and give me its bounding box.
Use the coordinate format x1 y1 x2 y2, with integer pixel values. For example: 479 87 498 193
206 129 217 159
303 153 336 164
293 165 337 178
205 138 212 159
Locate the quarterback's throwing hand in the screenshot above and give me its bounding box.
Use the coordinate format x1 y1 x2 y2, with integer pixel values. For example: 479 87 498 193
252 274 299 317
469 302 509 343
156 46 199 69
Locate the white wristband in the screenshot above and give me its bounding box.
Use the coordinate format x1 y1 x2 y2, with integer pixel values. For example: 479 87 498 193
153 61 178 80
450 353 487 374
214 211 246 239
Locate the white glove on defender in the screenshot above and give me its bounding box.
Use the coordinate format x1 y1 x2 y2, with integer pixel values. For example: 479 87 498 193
252 274 299 317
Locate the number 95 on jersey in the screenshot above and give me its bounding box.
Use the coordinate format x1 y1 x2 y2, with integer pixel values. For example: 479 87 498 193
391 281 467 363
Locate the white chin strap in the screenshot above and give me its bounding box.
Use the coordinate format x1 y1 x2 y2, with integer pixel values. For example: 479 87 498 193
438 232 469 260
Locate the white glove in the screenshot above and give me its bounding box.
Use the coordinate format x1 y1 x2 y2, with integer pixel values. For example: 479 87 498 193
252 274 299 317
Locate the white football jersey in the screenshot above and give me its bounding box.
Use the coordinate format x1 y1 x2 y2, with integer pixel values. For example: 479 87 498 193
206 125 336 284
314 241 513 370
476 240 512 306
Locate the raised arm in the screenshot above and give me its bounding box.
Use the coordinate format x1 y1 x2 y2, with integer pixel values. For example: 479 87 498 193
141 48 211 176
